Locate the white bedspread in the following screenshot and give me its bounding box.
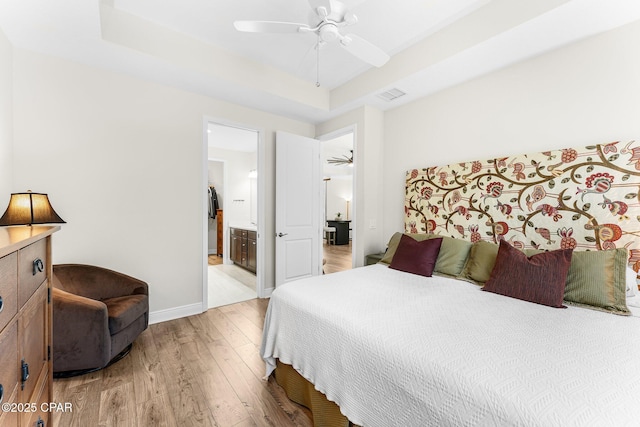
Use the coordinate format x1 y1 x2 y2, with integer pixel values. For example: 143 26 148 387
261 264 640 427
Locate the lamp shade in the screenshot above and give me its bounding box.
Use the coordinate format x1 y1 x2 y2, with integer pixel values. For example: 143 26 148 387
0 192 66 226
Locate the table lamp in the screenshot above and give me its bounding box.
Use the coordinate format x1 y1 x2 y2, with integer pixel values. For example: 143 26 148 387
0 191 66 226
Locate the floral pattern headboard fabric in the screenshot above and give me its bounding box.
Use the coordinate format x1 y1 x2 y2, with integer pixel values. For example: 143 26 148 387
405 140 640 270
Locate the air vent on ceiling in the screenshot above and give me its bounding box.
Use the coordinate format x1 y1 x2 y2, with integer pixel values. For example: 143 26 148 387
376 88 407 102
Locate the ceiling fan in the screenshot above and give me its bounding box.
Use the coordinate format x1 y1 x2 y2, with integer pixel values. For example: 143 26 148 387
234 0 390 73
327 150 353 166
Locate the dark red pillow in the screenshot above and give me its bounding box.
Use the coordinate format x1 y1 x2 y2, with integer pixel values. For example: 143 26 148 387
482 240 573 308
389 235 443 277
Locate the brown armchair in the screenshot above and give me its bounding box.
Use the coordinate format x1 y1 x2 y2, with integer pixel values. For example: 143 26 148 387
51 264 149 377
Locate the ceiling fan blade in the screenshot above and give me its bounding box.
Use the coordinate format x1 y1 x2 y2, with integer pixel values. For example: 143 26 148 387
234 20 309 33
340 33 389 67
308 0 333 17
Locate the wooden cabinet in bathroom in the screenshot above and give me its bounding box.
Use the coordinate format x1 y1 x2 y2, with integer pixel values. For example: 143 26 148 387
230 227 256 274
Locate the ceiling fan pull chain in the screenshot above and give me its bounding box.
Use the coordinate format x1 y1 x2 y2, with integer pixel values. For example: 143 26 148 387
316 34 321 87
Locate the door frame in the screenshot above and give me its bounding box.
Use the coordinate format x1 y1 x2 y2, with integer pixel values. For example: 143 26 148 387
201 116 266 312
317 125 357 268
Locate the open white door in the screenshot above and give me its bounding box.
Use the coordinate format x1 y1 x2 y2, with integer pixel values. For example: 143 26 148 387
275 131 321 287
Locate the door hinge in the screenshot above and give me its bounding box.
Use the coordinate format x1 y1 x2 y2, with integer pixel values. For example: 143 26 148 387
48 287 51 304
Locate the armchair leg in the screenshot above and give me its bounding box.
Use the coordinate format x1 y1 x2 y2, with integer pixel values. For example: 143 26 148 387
53 343 133 378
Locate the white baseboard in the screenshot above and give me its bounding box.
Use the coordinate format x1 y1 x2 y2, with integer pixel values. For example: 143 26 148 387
149 302 203 325
260 287 274 298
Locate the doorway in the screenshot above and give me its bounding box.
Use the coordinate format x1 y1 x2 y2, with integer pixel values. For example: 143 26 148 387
320 130 355 273
205 121 263 308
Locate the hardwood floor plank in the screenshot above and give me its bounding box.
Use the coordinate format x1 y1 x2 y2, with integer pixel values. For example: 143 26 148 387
136 392 179 427
131 329 170 405
323 241 352 274
221 309 263 346
98 382 137 426
204 308 251 348
53 379 102 427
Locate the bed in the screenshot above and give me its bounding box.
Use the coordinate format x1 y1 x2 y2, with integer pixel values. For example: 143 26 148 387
261 140 640 426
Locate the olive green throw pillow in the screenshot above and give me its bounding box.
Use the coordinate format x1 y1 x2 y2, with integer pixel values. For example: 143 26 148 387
380 232 471 277
434 237 472 277
459 241 500 284
564 249 630 315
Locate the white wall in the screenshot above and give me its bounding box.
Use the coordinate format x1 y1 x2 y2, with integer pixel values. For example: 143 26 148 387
326 176 352 222
0 28 12 208
11 49 314 319
208 147 255 228
382 18 640 242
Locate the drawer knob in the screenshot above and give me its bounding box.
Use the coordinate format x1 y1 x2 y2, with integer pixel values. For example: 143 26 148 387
21 359 29 389
33 258 44 275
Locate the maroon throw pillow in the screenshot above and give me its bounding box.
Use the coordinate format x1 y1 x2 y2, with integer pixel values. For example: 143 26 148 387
389 235 443 277
482 240 573 308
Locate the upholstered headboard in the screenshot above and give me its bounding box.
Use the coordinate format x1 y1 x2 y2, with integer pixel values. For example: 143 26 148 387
405 140 640 270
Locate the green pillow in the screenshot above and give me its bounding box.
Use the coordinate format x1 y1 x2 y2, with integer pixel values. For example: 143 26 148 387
564 249 630 315
459 241 499 284
435 236 472 277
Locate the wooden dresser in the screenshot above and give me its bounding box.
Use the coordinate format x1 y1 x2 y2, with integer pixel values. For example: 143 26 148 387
216 209 223 256
0 226 58 427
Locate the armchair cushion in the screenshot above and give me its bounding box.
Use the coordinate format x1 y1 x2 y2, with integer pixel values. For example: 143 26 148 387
104 294 148 334
52 287 111 371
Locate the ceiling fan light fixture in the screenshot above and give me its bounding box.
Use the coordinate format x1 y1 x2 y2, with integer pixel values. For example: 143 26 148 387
320 24 340 42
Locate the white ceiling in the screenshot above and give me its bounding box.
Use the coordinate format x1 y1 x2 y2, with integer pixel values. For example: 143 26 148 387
112 0 486 89
1 0 640 124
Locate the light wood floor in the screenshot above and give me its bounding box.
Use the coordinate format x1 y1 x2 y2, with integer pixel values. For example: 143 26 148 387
208 254 223 266
52 299 313 427
322 241 352 274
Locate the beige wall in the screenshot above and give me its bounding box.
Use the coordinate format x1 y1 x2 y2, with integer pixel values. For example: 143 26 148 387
0 28 12 209
382 18 640 243
11 49 313 320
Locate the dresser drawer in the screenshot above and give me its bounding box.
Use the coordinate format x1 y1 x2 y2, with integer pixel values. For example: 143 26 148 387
231 228 248 238
0 321 19 408
0 252 18 332
19 285 47 405
18 239 47 307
